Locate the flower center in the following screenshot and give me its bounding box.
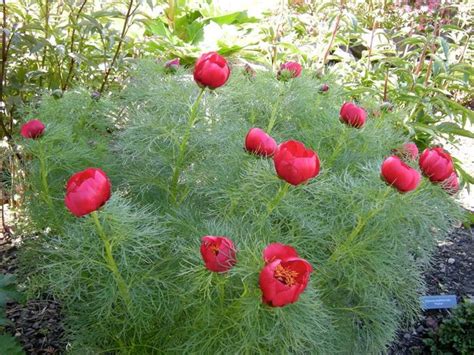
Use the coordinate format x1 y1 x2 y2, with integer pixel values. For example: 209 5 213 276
274 264 298 286
210 244 220 255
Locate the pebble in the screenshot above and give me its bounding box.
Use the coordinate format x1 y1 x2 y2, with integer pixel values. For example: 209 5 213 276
448 258 455 264
425 316 438 329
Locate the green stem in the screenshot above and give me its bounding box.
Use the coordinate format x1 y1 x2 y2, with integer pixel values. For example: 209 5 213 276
266 87 285 134
326 127 349 168
263 182 291 221
328 187 391 263
170 87 206 204
38 143 53 210
217 276 225 308
91 211 131 308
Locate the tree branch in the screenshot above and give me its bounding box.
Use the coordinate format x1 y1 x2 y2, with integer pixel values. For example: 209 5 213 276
322 1 344 65
98 0 134 94
62 0 88 91
0 0 12 139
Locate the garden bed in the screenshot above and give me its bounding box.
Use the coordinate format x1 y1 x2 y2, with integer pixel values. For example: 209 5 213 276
1 206 472 354
390 221 474 354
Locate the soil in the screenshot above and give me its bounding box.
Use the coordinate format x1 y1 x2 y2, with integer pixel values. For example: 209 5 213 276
389 222 474 354
5 299 65 355
1 207 473 354
1 207 65 354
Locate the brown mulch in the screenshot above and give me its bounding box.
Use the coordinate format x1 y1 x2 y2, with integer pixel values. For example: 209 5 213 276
5 299 65 355
1 228 65 354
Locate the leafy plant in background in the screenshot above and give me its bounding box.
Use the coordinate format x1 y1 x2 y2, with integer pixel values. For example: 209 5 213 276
1 0 143 212
142 0 263 64
255 0 473 185
424 300 474 355
0 274 24 355
18 60 462 353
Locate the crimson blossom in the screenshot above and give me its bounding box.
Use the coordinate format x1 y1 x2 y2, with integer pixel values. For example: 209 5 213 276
64 168 111 217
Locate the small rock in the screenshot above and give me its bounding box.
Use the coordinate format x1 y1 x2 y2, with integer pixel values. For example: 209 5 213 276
403 333 411 340
425 316 438 329
448 258 455 264
416 325 425 333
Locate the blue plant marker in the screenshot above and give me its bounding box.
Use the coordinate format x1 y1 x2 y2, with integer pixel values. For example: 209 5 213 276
420 295 457 310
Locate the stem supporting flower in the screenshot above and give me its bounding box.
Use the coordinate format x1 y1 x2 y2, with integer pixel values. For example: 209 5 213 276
266 84 287 134
328 186 391 263
38 142 54 211
170 87 206 204
91 211 131 308
260 182 291 224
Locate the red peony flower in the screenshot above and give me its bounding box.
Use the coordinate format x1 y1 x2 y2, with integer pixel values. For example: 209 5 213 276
165 58 180 71
278 61 302 80
273 140 320 186
419 147 454 182
339 102 367 128
193 52 230 89
381 156 421 193
20 119 45 139
259 257 312 307
263 243 299 264
200 236 236 272
64 168 112 217
440 172 459 194
245 128 277 157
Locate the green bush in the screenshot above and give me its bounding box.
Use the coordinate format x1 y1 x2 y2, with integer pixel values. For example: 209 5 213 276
19 61 461 353
424 301 474 355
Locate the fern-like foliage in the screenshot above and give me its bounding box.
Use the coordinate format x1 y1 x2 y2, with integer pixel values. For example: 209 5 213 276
19 61 461 354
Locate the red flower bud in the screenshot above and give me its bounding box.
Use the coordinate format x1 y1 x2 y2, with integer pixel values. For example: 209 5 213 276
419 147 454 182
64 168 111 217
381 156 421 193
245 128 277 157
340 102 367 128
273 140 320 186
277 61 302 80
200 236 236 272
259 256 312 307
440 172 459 194
165 58 180 71
263 243 299 264
320 84 329 92
193 52 230 89
20 119 45 139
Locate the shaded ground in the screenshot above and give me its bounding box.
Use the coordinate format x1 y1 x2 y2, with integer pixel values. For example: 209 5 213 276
389 223 474 354
5 299 65 355
0 205 65 354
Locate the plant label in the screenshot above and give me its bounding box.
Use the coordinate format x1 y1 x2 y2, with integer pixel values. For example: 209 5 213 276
420 295 457 310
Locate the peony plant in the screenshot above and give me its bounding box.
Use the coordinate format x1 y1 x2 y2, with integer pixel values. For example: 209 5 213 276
18 58 462 354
